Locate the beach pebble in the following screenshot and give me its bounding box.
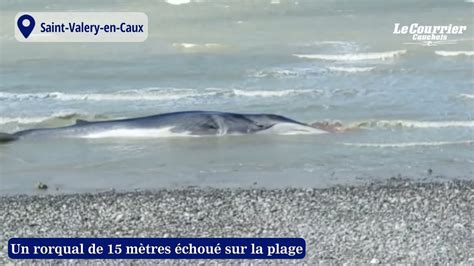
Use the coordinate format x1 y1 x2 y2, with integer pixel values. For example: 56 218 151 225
36 182 48 190
114 213 124 222
0 180 471 264
370 258 380 264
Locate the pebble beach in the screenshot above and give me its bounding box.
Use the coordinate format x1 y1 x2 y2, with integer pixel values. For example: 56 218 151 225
1 179 472 264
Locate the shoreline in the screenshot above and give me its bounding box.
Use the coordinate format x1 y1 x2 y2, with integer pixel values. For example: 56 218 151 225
1 179 472 264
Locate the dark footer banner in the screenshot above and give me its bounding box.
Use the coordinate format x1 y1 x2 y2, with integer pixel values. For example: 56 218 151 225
8 238 305 259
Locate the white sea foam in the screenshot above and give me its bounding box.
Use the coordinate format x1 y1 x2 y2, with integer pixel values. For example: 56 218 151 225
434 50 474 57
327 66 375 73
403 40 460 47
174 43 197 48
251 67 327 78
172 43 225 49
252 69 301 78
0 88 319 102
0 116 51 125
165 0 191 5
232 89 317 97
459 93 474 99
304 41 352 46
293 50 407 61
252 65 374 77
0 90 204 101
355 120 474 129
341 140 473 148
297 41 360 53
0 112 81 125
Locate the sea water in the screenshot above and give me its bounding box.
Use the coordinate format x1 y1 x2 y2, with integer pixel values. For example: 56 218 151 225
0 0 473 194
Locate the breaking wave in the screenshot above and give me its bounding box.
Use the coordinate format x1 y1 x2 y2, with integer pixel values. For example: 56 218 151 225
354 119 474 129
0 88 321 102
459 93 474 99
0 112 111 126
251 65 374 78
251 68 315 78
0 90 205 101
435 50 474 57
327 66 375 73
232 89 317 97
0 116 55 125
172 43 226 50
165 0 191 5
293 50 407 61
341 140 474 148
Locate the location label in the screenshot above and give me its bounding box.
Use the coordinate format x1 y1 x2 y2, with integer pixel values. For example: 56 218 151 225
17 14 35 39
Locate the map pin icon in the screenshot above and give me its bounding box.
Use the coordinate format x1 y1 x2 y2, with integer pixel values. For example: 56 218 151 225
17 14 35 39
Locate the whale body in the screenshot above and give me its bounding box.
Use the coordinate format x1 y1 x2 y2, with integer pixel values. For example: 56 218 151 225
0 111 327 142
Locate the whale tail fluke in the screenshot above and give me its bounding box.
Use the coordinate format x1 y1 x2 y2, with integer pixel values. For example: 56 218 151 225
0 133 18 143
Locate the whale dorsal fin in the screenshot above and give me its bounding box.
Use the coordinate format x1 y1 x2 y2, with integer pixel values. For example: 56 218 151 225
75 119 90 125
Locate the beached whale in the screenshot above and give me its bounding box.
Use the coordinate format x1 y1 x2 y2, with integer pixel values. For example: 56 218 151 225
0 111 329 143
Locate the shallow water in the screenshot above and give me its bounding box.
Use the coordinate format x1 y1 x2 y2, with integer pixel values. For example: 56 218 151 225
0 0 473 194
